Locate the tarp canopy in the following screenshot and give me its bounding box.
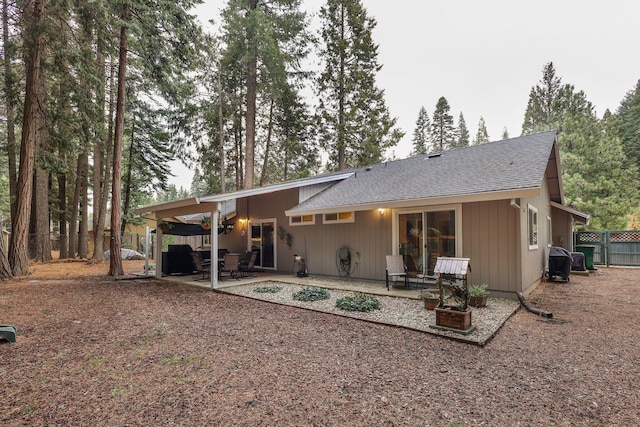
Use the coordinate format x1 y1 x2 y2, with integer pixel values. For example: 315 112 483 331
152 222 211 236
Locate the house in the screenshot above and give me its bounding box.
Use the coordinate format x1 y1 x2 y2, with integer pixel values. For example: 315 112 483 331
135 130 588 298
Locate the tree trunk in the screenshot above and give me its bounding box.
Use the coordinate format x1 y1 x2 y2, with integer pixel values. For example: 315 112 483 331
57 171 68 258
244 0 258 189
32 48 51 262
218 60 225 193
32 166 52 261
68 151 83 258
0 216 11 279
259 98 274 186
8 0 46 276
2 0 17 220
78 152 89 259
109 4 130 276
91 54 113 263
121 118 135 237
337 2 346 171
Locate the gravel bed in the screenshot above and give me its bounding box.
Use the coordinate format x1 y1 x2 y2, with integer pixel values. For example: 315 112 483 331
220 279 520 345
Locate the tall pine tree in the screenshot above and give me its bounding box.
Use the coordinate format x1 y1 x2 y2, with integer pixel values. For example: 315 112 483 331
616 79 640 172
431 96 455 151
474 117 489 144
455 112 470 147
220 0 311 188
522 62 639 228
411 106 430 155
317 0 402 170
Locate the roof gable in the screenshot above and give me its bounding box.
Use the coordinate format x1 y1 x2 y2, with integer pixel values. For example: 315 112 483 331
287 130 560 214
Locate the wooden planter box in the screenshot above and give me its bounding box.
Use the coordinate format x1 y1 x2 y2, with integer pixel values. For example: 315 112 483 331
435 307 472 330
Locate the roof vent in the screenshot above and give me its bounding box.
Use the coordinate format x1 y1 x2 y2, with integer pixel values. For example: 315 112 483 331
427 153 442 159
364 166 372 171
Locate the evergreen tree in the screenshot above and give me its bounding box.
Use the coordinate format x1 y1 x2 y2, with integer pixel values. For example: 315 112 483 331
560 114 639 229
616 79 640 171
220 0 311 188
9 0 46 276
411 106 430 155
317 0 402 170
522 64 639 228
502 127 509 139
455 112 470 147
474 117 489 144
521 62 595 135
521 62 563 134
431 96 455 151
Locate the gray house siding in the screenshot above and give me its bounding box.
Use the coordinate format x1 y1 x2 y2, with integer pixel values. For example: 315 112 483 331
520 174 553 296
462 199 520 298
288 209 391 279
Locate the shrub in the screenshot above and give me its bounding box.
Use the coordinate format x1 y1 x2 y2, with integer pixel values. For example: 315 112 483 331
335 293 380 312
292 287 330 302
253 285 282 294
468 283 489 296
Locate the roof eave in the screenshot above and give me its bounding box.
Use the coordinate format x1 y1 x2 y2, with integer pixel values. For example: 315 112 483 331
133 197 217 215
199 172 354 203
285 188 541 216
550 201 590 225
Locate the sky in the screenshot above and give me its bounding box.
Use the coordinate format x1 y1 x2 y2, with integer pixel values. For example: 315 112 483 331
169 0 640 190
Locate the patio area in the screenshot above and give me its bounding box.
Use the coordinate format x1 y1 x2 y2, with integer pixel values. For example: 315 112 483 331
158 271 521 346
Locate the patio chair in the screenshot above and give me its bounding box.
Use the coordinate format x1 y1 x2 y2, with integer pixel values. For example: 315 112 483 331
238 251 257 277
220 253 240 280
385 255 408 291
190 251 210 280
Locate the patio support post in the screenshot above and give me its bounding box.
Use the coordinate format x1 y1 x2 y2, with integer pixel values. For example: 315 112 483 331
211 210 219 289
144 226 150 275
155 222 163 279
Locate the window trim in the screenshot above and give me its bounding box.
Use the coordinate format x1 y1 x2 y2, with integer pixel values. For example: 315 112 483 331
289 214 315 226
528 204 538 250
322 211 355 224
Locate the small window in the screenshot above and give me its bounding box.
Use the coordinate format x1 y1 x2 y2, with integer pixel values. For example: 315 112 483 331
323 211 354 224
290 214 315 226
528 204 538 249
547 216 552 247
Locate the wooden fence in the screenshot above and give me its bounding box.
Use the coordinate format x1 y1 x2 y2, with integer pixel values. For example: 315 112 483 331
574 230 640 267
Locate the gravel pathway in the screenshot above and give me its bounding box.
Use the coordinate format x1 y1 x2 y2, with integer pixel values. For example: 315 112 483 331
220 279 521 345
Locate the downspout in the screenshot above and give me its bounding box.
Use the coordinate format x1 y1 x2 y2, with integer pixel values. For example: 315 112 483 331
510 198 520 210
517 292 553 318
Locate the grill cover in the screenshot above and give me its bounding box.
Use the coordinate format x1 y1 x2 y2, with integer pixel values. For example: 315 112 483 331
549 246 572 281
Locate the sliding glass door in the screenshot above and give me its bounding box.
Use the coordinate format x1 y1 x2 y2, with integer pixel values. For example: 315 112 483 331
398 207 459 276
250 220 275 269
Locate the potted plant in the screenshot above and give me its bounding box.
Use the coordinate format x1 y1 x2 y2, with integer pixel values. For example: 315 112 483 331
201 216 211 230
420 290 440 310
468 283 489 308
158 219 173 233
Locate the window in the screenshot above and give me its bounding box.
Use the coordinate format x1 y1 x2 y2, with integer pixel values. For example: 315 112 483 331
323 211 354 224
289 214 315 226
528 204 538 249
547 216 552 247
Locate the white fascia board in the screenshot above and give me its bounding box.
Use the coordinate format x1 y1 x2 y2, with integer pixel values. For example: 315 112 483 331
550 201 590 224
199 173 354 203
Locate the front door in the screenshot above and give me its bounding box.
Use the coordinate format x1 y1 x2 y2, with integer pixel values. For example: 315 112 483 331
250 219 275 269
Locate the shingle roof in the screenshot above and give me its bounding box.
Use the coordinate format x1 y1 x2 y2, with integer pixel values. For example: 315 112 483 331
288 130 559 213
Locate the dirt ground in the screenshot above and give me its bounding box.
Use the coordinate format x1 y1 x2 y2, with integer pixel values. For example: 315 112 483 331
1 260 639 426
